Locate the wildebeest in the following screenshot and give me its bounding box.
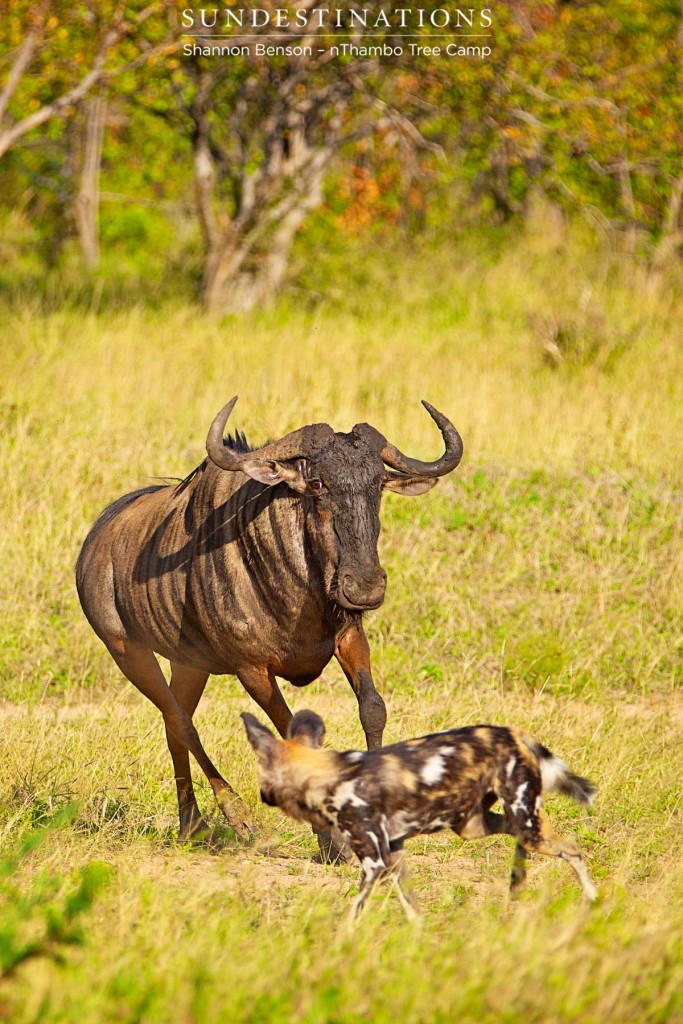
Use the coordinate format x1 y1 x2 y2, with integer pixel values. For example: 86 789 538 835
242 709 598 922
76 397 462 841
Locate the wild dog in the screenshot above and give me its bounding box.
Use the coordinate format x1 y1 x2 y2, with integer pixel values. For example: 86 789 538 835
242 709 598 922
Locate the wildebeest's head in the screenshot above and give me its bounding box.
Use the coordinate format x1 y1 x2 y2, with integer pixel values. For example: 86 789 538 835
206 397 462 611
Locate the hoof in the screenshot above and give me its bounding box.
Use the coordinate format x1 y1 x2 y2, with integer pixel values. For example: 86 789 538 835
315 827 354 865
216 790 256 843
225 819 257 844
178 817 212 844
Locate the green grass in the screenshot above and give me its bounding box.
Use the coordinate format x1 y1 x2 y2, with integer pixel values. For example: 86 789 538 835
1 225 682 1022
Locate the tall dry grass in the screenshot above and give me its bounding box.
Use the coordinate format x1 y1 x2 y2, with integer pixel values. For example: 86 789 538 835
1 226 682 1021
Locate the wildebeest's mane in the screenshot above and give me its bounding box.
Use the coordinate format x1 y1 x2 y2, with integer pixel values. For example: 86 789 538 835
174 431 254 494
224 430 252 454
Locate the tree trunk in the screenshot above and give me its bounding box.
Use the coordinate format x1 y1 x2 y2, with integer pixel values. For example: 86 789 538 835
652 175 683 269
73 94 106 269
200 236 255 314
198 139 328 315
617 159 637 255
200 202 315 315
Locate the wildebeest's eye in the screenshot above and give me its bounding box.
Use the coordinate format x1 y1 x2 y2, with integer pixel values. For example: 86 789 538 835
308 479 325 495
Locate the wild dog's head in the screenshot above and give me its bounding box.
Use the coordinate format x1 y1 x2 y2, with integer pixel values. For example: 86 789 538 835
285 710 327 749
241 710 337 827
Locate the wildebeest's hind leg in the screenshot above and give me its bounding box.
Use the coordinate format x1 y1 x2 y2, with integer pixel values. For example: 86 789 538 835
335 623 387 751
107 639 254 841
166 662 211 841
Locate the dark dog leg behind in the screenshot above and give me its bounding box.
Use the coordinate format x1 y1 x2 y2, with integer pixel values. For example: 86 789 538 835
387 845 421 922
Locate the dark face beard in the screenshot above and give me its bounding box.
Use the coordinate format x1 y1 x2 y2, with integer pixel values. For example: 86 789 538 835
327 593 363 633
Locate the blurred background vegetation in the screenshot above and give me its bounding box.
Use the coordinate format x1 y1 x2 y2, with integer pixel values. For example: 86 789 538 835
1 0 682 313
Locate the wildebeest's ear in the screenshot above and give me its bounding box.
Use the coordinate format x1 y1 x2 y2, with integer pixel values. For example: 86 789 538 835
382 473 438 496
241 712 279 763
239 459 308 493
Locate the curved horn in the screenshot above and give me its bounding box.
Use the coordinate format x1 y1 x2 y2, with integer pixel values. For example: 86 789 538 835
206 396 243 470
377 400 463 478
206 396 335 471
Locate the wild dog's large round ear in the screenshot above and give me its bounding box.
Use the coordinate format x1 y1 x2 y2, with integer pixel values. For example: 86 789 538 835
241 712 278 763
287 710 326 749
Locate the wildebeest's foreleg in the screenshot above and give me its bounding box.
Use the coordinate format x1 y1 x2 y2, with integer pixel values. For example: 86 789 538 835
107 639 254 840
238 666 350 862
510 844 528 893
166 662 210 840
335 623 386 750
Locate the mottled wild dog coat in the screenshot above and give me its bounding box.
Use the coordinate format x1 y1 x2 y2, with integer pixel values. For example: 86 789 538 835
242 710 598 921
76 397 462 842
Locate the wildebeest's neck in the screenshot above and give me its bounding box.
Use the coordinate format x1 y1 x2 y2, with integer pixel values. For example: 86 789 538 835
185 461 356 633
163 458 302 564
113 458 348 672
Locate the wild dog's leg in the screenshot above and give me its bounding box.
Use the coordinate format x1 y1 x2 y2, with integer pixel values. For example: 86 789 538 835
456 796 528 896
335 622 387 751
346 823 391 925
510 795 597 902
386 843 421 923
536 818 598 902
107 639 253 840
167 662 210 840
561 850 598 901
456 790 528 897
459 792 510 839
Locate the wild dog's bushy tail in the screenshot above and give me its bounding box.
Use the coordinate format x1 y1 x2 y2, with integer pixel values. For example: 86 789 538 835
523 737 596 806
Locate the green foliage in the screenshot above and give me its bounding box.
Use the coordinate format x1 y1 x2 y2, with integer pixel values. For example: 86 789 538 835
2 1 682 292
0 806 111 981
420 0 683 236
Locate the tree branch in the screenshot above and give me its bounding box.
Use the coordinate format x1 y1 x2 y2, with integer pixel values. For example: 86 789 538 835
0 28 41 127
0 3 165 161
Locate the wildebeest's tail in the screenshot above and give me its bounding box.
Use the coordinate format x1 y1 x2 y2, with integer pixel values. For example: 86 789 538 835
522 737 596 806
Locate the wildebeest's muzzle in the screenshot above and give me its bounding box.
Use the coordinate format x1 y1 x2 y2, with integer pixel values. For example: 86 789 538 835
337 566 387 610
